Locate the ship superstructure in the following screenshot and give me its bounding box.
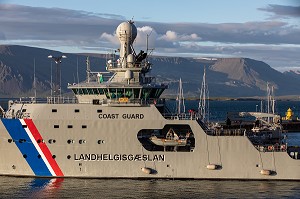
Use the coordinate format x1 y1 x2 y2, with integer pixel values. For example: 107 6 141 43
0 21 299 180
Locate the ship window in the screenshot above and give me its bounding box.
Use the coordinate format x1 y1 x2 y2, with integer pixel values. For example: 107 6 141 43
23 154 27 158
125 88 133 98
8 139 13 143
97 109 102 113
93 99 100 105
92 88 99 95
82 125 87 129
75 109 80 113
68 125 73 128
98 88 104 95
77 88 83 95
22 109 27 112
37 154 41 159
67 155 71 159
82 88 88 95
54 125 59 128
108 88 116 99
133 88 140 98
22 125 27 128
52 155 56 159
72 89 78 95
52 109 57 112
141 88 151 99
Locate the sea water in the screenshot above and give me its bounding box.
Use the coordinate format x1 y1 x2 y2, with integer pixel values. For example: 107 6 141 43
0 99 299 198
0 177 299 198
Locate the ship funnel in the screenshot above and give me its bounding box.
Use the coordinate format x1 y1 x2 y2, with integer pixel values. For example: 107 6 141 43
116 21 137 68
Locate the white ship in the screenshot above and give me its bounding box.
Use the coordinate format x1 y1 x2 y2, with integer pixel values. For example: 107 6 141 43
0 21 299 180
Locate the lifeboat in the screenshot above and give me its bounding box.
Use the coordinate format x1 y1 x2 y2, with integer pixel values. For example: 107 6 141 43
149 128 187 146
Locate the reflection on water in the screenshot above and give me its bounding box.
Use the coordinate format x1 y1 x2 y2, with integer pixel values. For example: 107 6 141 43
0 176 299 198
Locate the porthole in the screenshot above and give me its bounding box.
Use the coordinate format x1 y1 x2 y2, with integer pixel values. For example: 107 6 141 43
22 125 27 128
68 125 73 128
67 155 71 159
37 139 44 143
52 155 56 159
23 154 27 158
37 154 41 159
98 140 105 144
79 139 86 144
82 125 87 129
52 109 57 112
54 125 59 128
75 109 80 113
97 109 102 113
67 139 74 144
8 139 12 143
48 139 56 144
19 139 26 143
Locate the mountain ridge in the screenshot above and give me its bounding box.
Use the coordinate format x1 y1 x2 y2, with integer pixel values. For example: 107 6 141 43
0 45 299 98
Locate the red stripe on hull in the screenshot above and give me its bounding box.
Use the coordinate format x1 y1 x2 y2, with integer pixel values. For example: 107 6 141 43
24 119 64 176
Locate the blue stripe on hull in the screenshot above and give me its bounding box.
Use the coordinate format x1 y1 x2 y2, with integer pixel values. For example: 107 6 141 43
2 119 52 176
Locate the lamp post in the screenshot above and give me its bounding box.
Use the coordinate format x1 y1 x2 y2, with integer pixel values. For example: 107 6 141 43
48 55 67 98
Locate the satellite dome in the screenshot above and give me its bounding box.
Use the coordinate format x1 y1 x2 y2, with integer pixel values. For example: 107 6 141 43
116 21 137 44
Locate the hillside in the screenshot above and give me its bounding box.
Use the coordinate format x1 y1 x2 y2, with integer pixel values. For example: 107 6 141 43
0 45 300 98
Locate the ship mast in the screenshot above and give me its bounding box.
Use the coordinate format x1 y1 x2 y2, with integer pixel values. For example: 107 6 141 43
176 78 186 114
198 67 209 123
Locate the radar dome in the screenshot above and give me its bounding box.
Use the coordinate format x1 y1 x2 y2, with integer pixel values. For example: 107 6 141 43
116 21 137 44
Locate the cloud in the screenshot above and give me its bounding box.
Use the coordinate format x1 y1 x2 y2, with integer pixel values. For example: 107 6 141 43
258 4 300 18
1 4 300 70
158 31 200 42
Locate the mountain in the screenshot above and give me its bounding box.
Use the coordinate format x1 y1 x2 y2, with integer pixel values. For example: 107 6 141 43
0 45 299 98
283 70 300 80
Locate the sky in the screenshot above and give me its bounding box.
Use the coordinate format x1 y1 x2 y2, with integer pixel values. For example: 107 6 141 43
0 0 300 71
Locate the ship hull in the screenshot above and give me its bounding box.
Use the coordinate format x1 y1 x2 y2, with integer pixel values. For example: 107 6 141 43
0 103 299 180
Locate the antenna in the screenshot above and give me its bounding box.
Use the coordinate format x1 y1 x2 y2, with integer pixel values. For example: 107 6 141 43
176 78 186 114
77 57 79 86
86 56 90 83
198 66 209 123
50 61 53 98
33 58 36 102
146 32 154 56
